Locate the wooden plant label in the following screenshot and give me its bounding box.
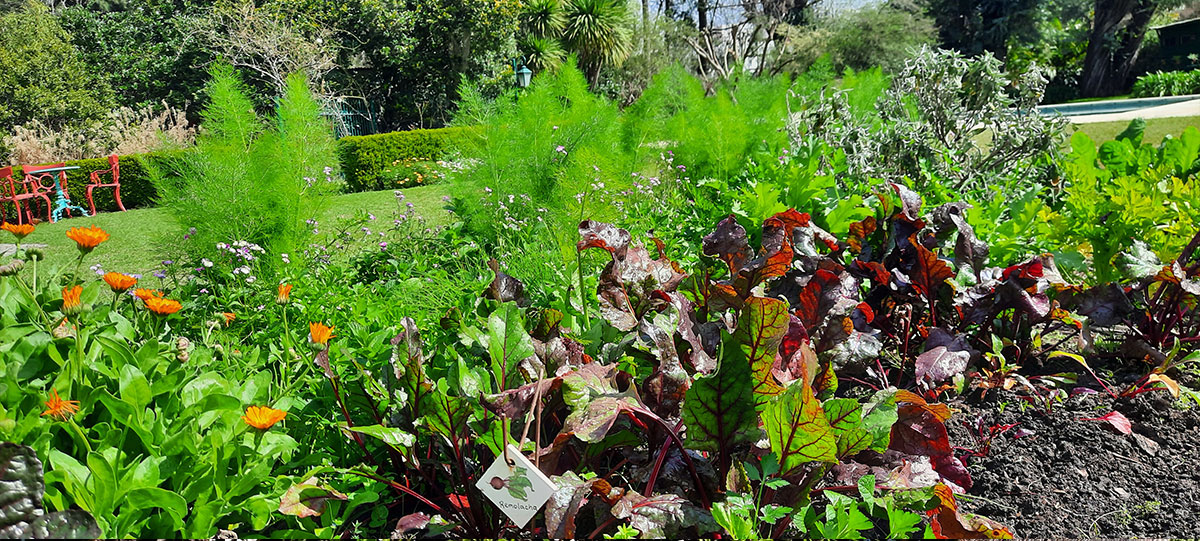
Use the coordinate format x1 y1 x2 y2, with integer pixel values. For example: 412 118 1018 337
475 444 556 528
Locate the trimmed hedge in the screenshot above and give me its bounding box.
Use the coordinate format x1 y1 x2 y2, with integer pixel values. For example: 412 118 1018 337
13 151 185 214
337 127 476 191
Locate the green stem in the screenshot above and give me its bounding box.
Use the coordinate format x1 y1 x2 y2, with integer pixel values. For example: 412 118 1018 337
12 274 52 328
66 417 93 455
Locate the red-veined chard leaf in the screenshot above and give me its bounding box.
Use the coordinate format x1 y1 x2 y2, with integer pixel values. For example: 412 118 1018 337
546 472 597 539
909 239 954 302
702 215 752 277
733 296 790 404
486 302 536 390
763 378 838 475
639 318 691 420
822 398 873 460
914 328 973 387
391 317 432 421
278 478 348 518
610 489 714 539
928 484 1014 539
681 331 758 480
559 363 644 443
580 221 687 330
486 258 529 307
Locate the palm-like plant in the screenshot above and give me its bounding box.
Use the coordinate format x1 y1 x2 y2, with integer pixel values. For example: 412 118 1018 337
522 0 566 38
522 35 568 72
560 0 633 87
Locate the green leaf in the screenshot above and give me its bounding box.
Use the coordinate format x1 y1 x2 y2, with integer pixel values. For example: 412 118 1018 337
712 502 755 539
681 335 758 479
118 364 152 410
124 487 187 532
487 302 536 391
48 450 93 513
861 389 898 451
86 453 117 517
762 380 837 475
346 425 415 450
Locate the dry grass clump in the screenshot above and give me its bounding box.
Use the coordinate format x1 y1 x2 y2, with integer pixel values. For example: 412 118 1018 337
5 103 195 164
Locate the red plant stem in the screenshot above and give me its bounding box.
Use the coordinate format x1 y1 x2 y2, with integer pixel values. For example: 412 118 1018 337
331 378 368 451
587 516 619 539
643 436 674 495
346 469 444 514
632 408 712 508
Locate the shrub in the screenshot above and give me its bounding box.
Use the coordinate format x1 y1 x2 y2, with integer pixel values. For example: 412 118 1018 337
1129 69 1200 98
823 2 937 73
336 127 476 191
0 2 114 144
153 65 339 264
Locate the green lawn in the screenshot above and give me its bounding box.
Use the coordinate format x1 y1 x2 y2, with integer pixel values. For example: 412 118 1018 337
10 184 451 276
1071 115 1200 143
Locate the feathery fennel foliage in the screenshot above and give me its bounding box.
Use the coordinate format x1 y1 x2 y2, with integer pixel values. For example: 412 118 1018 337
152 65 339 267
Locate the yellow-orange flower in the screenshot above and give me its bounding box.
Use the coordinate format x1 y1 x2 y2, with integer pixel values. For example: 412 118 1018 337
133 288 161 301
242 405 287 429
309 322 334 346
145 296 182 316
276 283 293 305
1 222 34 239
61 285 83 315
41 388 80 421
65 225 110 254
103 272 137 293
220 312 236 326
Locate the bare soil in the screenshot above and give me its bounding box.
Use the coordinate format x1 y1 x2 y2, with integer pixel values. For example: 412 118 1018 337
949 388 1200 537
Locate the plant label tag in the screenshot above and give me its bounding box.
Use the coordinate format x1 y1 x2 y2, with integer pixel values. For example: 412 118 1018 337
475 444 556 528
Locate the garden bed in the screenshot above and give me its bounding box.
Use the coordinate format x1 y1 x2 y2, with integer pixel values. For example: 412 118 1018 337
952 388 1200 537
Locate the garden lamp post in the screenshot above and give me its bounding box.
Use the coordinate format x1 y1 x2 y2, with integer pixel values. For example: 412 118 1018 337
511 58 532 89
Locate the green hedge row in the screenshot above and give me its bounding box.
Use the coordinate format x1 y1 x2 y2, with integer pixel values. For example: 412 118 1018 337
337 127 477 191
11 151 185 215
5 127 474 218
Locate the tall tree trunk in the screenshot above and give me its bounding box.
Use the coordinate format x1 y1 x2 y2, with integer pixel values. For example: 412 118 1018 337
1081 0 1156 97
697 0 709 31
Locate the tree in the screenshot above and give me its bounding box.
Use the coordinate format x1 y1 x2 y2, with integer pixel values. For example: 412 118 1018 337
59 0 211 114
1078 0 1170 97
922 0 1043 60
198 1 339 97
0 2 113 134
561 0 634 87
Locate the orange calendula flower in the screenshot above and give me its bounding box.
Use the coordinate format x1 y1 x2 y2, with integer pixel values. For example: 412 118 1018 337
242 405 287 429
220 312 236 326
103 272 138 293
41 388 80 421
276 283 293 305
65 225 110 254
133 288 161 301
309 322 334 346
1 222 34 239
61 285 83 316
145 297 182 316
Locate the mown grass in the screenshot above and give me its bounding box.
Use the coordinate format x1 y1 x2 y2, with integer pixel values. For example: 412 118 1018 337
1071 115 1200 144
11 184 452 275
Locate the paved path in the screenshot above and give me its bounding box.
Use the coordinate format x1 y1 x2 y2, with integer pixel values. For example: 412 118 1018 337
0 243 45 257
1069 98 1200 124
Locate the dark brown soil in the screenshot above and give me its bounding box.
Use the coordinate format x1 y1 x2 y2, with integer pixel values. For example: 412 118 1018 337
948 389 1200 538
